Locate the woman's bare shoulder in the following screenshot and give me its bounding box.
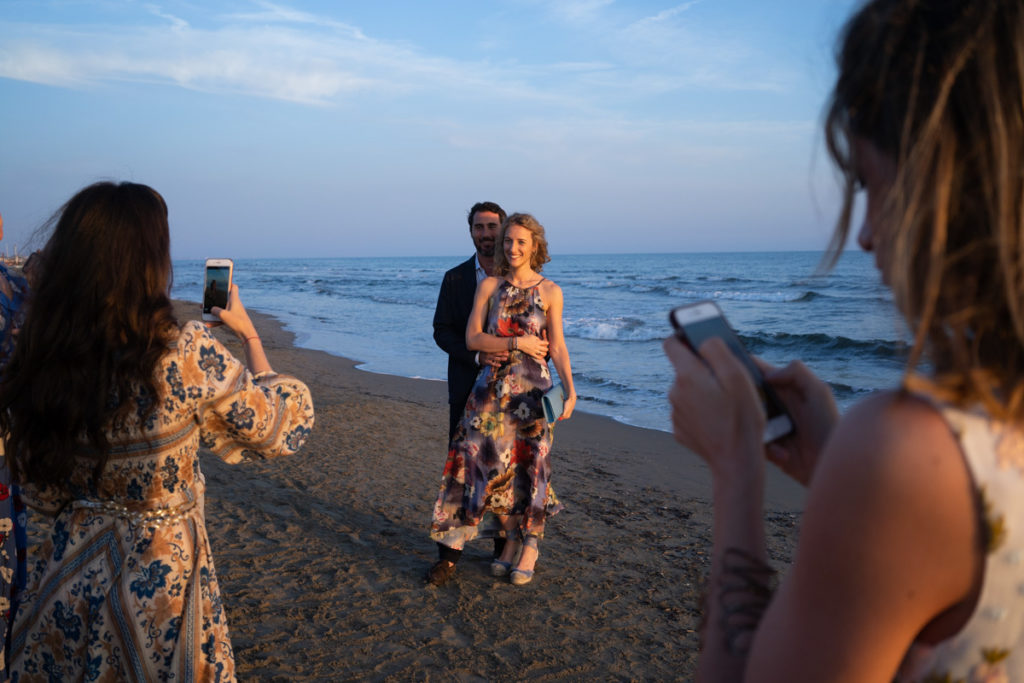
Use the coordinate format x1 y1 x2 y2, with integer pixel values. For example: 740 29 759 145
538 277 562 298
800 388 978 603
829 390 959 469
808 389 971 514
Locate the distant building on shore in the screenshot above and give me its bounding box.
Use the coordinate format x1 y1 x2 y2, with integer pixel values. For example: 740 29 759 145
0 250 25 268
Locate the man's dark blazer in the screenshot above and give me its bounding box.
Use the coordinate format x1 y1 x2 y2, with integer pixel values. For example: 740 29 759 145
433 256 480 435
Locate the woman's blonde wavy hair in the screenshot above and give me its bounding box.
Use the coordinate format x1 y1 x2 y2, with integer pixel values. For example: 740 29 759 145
494 213 551 276
825 0 1024 419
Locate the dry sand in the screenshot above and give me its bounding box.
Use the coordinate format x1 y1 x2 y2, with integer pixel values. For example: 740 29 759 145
143 303 804 680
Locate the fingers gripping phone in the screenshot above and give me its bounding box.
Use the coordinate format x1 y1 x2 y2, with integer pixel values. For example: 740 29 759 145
202 258 233 322
670 301 793 443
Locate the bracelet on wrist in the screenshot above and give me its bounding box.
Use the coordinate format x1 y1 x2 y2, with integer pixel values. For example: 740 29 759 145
243 335 260 344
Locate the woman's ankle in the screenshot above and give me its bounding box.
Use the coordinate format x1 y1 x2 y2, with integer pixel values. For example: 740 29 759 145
515 542 539 571
498 539 521 564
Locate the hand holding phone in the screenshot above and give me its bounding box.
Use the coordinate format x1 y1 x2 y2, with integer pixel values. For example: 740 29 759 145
202 258 233 322
669 301 793 443
759 358 838 485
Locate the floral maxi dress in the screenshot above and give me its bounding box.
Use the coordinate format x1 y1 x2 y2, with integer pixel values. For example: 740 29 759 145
9 321 314 683
431 280 562 549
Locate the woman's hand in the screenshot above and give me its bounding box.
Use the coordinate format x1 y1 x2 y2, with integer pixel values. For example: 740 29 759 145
211 284 259 342
663 335 766 481
517 333 548 361
212 284 273 376
559 392 577 421
759 359 839 486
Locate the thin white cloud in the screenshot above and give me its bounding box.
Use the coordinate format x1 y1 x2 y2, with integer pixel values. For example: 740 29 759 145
0 23 381 103
545 0 616 24
630 1 702 30
145 3 189 31
0 3 604 107
0 16 502 104
222 0 369 40
0 0 797 109
530 0 793 94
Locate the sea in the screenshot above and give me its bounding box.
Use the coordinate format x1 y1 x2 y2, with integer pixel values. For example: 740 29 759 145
170 251 910 434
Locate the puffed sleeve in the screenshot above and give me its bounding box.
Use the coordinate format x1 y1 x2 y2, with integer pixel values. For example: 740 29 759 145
177 322 315 464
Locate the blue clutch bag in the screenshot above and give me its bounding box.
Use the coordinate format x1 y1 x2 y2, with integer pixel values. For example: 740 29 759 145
542 383 566 423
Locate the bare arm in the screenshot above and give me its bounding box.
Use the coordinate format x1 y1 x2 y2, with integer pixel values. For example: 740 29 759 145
665 336 769 681
541 281 576 420
211 284 273 376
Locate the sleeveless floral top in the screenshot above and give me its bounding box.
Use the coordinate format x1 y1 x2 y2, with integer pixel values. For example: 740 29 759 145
899 400 1024 682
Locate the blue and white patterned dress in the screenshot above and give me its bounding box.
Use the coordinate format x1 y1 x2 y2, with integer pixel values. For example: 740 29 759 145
0 263 29 679
9 321 314 682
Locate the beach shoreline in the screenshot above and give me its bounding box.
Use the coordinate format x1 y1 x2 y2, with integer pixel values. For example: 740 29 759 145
175 300 803 680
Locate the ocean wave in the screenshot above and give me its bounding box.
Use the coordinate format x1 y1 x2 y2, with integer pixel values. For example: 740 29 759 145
828 382 876 409
694 275 748 284
569 279 627 290
577 394 619 407
573 373 637 394
564 280 812 304
565 317 663 343
671 289 811 304
742 330 908 360
573 371 671 400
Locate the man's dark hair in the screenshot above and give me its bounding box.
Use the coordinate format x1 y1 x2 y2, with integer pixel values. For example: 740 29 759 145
466 201 506 229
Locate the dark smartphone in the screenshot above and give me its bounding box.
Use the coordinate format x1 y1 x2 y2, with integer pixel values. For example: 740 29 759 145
202 258 233 321
669 300 793 443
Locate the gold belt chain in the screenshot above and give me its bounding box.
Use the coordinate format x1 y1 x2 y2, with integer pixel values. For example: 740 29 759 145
72 498 197 529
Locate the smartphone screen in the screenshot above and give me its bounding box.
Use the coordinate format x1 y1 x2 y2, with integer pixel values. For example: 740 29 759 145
202 259 233 320
670 301 793 442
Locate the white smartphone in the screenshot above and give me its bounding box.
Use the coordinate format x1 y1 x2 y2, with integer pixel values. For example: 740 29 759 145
202 258 233 322
669 300 794 443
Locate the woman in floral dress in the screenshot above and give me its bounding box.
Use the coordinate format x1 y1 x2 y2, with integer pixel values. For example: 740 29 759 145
0 182 314 682
430 213 576 586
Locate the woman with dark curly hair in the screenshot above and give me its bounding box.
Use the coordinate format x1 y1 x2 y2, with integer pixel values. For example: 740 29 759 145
2 182 314 681
428 213 576 587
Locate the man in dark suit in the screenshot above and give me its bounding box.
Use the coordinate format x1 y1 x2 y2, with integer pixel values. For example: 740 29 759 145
428 201 508 585
433 201 509 441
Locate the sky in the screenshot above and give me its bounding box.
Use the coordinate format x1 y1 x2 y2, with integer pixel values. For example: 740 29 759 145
0 0 862 259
